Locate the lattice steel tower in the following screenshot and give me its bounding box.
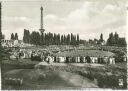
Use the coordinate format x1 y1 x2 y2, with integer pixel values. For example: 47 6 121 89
39 6 45 33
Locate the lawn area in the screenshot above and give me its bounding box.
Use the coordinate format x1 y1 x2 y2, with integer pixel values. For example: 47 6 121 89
2 69 98 90
1 59 127 89
2 59 39 65
1 59 39 73
114 62 127 69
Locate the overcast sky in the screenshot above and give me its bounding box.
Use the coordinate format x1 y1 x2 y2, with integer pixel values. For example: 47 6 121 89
1 0 127 40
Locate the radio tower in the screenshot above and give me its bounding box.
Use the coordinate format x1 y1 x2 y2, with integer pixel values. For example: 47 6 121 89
39 6 45 33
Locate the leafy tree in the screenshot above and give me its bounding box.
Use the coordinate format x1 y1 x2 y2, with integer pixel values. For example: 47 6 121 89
44 33 48 45
61 35 64 45
76 34 79 45
107 32 114 46
53 33 56 45
2 34 4 39
50 33 54 45
36 32 41 45
30 31 41 46
114 32 119 45
99 33 104 42
73 35 76 45
57 34 60 45
70 33 74 45
67 34 70 45
11 33 15 40
23 29 30 43
63 35 66 45
118 38 127 47
107 32 127 47
14 33 18 40
40 33 45 45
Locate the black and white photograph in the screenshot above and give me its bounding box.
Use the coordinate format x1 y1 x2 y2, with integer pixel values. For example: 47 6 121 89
0 0 127 90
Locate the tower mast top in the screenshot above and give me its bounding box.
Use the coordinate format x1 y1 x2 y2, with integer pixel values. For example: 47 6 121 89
40 6 43 10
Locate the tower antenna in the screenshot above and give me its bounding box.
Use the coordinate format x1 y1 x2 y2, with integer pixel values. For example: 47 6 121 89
39 6 45 33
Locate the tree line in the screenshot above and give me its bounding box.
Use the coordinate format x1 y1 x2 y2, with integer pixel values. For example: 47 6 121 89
23 29 80 46
17 29 127 47
106 32 127 47
88 33 104 45
88 32 127 47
